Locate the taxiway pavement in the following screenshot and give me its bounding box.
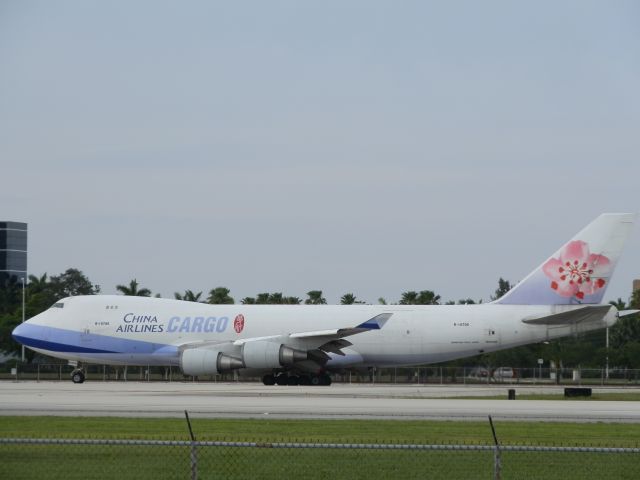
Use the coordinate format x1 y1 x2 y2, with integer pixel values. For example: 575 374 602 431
2 382 640 422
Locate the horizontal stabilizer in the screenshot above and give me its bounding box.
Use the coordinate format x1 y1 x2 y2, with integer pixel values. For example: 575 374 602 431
522 305 613 325
618 310 640 318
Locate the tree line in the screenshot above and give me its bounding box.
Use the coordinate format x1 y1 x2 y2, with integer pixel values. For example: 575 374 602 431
1 269 639 369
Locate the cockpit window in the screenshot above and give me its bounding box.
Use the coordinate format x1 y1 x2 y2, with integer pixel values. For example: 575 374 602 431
51 302 64 309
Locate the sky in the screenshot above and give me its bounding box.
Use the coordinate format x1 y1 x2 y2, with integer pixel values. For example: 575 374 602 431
1 1 639 304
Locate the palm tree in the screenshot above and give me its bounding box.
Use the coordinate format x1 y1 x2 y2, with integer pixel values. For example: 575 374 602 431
27 273 49 294
116 279 151 297
241 297 256 304
207 287 234 304
399 291 418 304
255 293 270 304
341 293 356 305
400 290 440 305
305 290 326 305
416 290 441 305
341 293 365 305
284 296 302 304
268 292 284 304
174 290 203 302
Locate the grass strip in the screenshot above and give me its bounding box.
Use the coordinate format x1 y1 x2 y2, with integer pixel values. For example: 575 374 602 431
1 416 640 446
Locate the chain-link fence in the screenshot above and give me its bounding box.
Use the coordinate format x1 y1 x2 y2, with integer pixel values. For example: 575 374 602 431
1 437 639 479
4 362 640 386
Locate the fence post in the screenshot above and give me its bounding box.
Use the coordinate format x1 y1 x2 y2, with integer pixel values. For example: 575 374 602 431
185 411 198 480
489 415 501 480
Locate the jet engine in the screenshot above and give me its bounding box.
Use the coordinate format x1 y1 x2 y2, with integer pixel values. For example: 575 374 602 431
242 341 308 369
180 348 243 376
181 342 308 376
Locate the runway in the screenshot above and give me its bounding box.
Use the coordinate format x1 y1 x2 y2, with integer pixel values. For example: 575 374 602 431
2 382 640 422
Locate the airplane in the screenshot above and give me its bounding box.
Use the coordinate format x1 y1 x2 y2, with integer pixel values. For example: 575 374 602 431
11 213 638 386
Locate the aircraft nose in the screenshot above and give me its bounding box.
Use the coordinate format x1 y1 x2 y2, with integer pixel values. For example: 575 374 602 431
12 322 28 343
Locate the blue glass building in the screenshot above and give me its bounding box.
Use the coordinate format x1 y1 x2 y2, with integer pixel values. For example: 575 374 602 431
0 221 27 287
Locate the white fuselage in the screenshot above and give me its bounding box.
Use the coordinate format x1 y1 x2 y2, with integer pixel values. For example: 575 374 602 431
14 295 617 371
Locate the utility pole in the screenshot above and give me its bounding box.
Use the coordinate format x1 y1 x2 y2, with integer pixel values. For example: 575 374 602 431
605 326 609 380
21 276 25 362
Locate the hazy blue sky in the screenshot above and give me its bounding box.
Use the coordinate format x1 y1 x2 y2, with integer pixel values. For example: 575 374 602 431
2 1 639 303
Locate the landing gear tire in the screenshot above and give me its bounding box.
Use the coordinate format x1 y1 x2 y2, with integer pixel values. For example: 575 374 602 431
275 374 289 386
298 375 311 386
310 374 331 386
287 375 299 386
71 370 85 384
262 374 276 386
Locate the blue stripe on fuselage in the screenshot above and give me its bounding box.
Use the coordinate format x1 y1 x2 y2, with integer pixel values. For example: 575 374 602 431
12 334 116 353
12 323 175 355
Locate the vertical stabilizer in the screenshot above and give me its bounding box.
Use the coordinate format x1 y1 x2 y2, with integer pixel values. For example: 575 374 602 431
497 213 635 305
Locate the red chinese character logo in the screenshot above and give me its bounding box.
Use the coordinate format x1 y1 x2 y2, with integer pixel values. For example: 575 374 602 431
234 314 245 334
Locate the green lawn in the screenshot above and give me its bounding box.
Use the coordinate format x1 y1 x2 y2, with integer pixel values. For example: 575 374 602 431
2 417 640 479
1 416 640 446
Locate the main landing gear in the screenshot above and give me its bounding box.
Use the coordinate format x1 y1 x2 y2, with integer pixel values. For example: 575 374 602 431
71 369 85 384
262 373 331 386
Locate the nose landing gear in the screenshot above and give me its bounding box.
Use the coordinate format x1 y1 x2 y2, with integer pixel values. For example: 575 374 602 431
71 369 85 384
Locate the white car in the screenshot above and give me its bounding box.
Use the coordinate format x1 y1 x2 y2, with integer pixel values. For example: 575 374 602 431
493 367 517 380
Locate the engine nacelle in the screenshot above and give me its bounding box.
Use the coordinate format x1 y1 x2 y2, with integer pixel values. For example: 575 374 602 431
242 341 308 369
181 348 243 376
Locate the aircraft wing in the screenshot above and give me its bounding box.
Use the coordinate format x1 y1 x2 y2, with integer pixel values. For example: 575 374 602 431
232 312 393 358
521 305 613 325
179 313 392 358
286 312 392 357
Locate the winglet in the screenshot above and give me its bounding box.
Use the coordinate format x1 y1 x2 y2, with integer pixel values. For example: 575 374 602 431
356 313 393 330
289 313 393 340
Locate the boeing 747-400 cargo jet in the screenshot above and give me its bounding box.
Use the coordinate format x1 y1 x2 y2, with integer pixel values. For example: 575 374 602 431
12 213 637 386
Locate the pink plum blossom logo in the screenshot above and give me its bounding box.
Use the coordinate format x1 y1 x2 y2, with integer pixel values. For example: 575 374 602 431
542 241 610 300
